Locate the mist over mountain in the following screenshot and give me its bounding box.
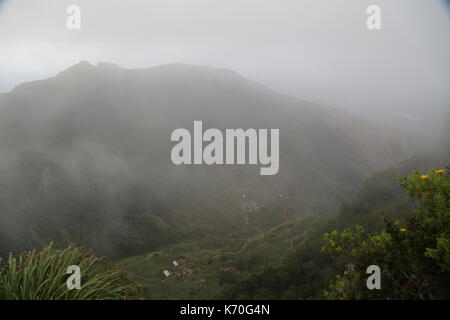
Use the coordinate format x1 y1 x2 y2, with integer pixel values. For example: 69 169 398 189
0 62 413 256
441 112 450 159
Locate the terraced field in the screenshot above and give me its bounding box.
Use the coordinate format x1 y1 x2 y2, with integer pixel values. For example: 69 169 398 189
115 216 311 299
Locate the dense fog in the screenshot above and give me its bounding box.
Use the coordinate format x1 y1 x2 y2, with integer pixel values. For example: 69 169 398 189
0 1 449 302
1 0 449 140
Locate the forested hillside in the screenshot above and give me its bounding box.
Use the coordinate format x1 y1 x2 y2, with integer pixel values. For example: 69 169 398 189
221 153 449 299
0 62 412 258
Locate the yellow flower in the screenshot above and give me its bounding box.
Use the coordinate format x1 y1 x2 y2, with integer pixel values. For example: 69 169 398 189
435 169 445 174
399 228 407 232
420 175 429 180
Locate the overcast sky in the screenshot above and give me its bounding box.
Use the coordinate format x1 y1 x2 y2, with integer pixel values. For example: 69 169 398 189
0 0 449 137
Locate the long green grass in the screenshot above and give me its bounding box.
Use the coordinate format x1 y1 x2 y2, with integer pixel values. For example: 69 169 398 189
0 243 139 300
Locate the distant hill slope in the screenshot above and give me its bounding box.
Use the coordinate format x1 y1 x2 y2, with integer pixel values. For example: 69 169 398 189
222 152 447 300
0 62 412 256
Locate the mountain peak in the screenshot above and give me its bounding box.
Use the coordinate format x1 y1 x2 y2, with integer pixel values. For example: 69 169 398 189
71 60 95 70
57 60 96 77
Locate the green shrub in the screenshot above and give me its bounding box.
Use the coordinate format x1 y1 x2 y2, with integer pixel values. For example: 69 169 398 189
323 168 450 299
0 243 139 300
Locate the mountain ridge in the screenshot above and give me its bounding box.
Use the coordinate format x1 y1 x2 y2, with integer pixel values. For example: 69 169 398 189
0 61 413 256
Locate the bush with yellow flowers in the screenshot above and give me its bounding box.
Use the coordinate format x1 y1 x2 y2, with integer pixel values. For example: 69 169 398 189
323 168 450 299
